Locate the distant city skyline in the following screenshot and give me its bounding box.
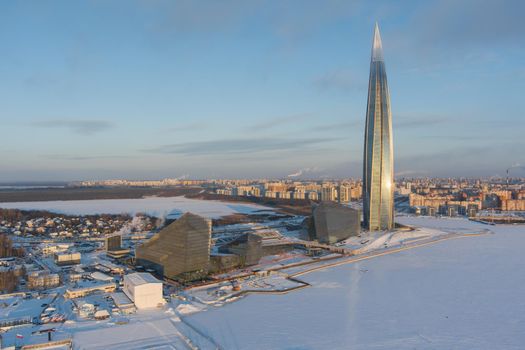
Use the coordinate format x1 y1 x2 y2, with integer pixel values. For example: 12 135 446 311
1 0 524 181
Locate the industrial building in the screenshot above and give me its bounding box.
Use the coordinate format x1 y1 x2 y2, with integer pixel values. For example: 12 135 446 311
209 254 242 274
123 272 164 309
105 233 130 259
135 212 212 280
65 282 116 299
94 261 125 274
209 230 291 273
111 292 136 314
106 233 122 250
54 252 81 266
311 202 360 244
218 233 263 266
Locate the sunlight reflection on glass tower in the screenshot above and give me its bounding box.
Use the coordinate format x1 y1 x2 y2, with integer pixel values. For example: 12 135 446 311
363 23 394 231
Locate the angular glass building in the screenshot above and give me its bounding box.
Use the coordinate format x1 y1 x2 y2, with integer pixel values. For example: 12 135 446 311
136 212 212 281
363 23 394 231
311 202 361 244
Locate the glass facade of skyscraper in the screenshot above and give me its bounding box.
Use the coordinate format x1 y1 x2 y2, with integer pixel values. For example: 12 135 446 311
363 23 394 231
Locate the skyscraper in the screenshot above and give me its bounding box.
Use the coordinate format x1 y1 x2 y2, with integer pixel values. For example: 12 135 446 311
363 23 394 231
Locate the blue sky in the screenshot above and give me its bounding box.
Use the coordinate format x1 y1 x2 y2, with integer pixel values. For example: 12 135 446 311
1 0 524 181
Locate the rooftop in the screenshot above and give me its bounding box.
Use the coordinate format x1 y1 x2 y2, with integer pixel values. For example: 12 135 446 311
125 272 161 286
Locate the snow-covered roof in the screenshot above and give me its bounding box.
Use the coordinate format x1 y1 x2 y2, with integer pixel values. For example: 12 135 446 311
90 271 113 282
110 292 134 307
94 309 110 317
125 272 160 286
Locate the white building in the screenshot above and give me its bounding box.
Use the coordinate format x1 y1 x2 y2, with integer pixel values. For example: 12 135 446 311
123 272 164 309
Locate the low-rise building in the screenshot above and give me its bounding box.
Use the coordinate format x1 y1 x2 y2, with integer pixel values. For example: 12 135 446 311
94 309 110 320
41 244 70 256
218 233 263 267
306 191 319 201
65 282 115 299
123 272 164 309
111 292 136 314
501 199 525 211
54 252 81 266
27 271 60 290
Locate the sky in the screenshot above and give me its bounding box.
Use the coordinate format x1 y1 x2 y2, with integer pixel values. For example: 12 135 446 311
1 0 524 181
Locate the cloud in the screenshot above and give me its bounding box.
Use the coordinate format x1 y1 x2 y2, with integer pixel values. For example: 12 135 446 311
313 121 361 132
386 0 525 64
24 74 61 88
394 114 450 128
268 0 363 45
309 114 450 136
143 137 342 156
165 122 209 133
143 0 261 35
413 0 525 48
313 69 365 92
328 145 519 178
143 0 363 42
44 154 131 161
246 113 312 131
417 135 485 141
394 146 498 177
33 119 114 135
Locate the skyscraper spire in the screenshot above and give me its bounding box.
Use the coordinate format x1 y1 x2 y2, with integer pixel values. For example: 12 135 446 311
363 23 394 231
371 22 383 62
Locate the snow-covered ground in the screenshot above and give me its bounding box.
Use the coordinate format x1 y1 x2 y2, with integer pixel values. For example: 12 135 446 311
343 228 441 254
72 317 190 350
5 216 523 349
186 272 305 307
0 196 272 219
184 217 525 349
0 294 55 320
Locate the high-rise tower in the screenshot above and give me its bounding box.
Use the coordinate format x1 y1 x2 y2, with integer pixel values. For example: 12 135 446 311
363 23 394 231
